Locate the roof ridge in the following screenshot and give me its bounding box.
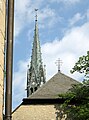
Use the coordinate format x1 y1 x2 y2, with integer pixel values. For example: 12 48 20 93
27 72 79 99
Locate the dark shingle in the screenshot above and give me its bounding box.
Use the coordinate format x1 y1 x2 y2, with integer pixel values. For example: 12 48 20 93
28 72 79 99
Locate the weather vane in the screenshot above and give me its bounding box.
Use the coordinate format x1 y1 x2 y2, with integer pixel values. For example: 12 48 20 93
55 58 63 72
35 9 38 21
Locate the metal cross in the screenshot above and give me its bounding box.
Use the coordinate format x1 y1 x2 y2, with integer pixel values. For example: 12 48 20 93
55 58 63 72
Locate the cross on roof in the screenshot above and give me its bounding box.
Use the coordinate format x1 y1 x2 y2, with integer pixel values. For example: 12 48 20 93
55 58 63 72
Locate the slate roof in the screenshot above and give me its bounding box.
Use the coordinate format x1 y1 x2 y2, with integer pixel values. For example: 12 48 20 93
27 72 79 99
13 72 80 113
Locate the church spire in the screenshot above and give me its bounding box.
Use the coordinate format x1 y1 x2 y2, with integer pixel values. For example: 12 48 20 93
27 10 46 97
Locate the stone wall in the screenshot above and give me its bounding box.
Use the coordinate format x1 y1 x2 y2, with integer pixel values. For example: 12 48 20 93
12 104 66 120
0 0 6 119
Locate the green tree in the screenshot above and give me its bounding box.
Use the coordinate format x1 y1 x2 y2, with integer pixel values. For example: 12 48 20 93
70 51 89 79
58 51 89 120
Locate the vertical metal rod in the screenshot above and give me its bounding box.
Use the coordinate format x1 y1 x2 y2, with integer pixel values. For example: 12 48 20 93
5 0 14 120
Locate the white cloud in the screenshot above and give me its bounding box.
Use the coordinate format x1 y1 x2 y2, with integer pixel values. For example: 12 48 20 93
68 13 84 26
61 0 81 4
39 8 59 28
86 9 89 21
26 7 60 41
15 0 30 14
68 9 89 27
42 22 89 80
27 6 60 29
14 0 42 37
50 0 81 5
14 0 60 37
13 59 29 109
14 0 30 37
13 1 89 109
14 16 24 37
13 21 89 109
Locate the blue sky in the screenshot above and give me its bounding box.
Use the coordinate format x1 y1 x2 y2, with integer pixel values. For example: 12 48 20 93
13 0 89 110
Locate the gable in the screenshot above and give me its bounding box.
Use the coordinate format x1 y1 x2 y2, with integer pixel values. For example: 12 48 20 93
28 72 79 99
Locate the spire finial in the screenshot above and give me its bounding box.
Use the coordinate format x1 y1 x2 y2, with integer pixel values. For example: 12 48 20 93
55 58 63 72
35 9 38 21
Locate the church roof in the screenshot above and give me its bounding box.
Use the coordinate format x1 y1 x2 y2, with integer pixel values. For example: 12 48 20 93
13 72 80 113
26 72 79 99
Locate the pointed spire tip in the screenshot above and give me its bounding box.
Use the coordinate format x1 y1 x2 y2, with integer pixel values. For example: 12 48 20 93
35 9 38 21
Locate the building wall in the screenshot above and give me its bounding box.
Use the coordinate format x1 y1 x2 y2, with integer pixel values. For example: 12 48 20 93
12 104 66 120
0 0 6 119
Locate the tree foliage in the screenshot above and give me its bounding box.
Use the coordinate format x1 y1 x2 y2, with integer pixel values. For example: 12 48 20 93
70 51 89 79
58 51 89 120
